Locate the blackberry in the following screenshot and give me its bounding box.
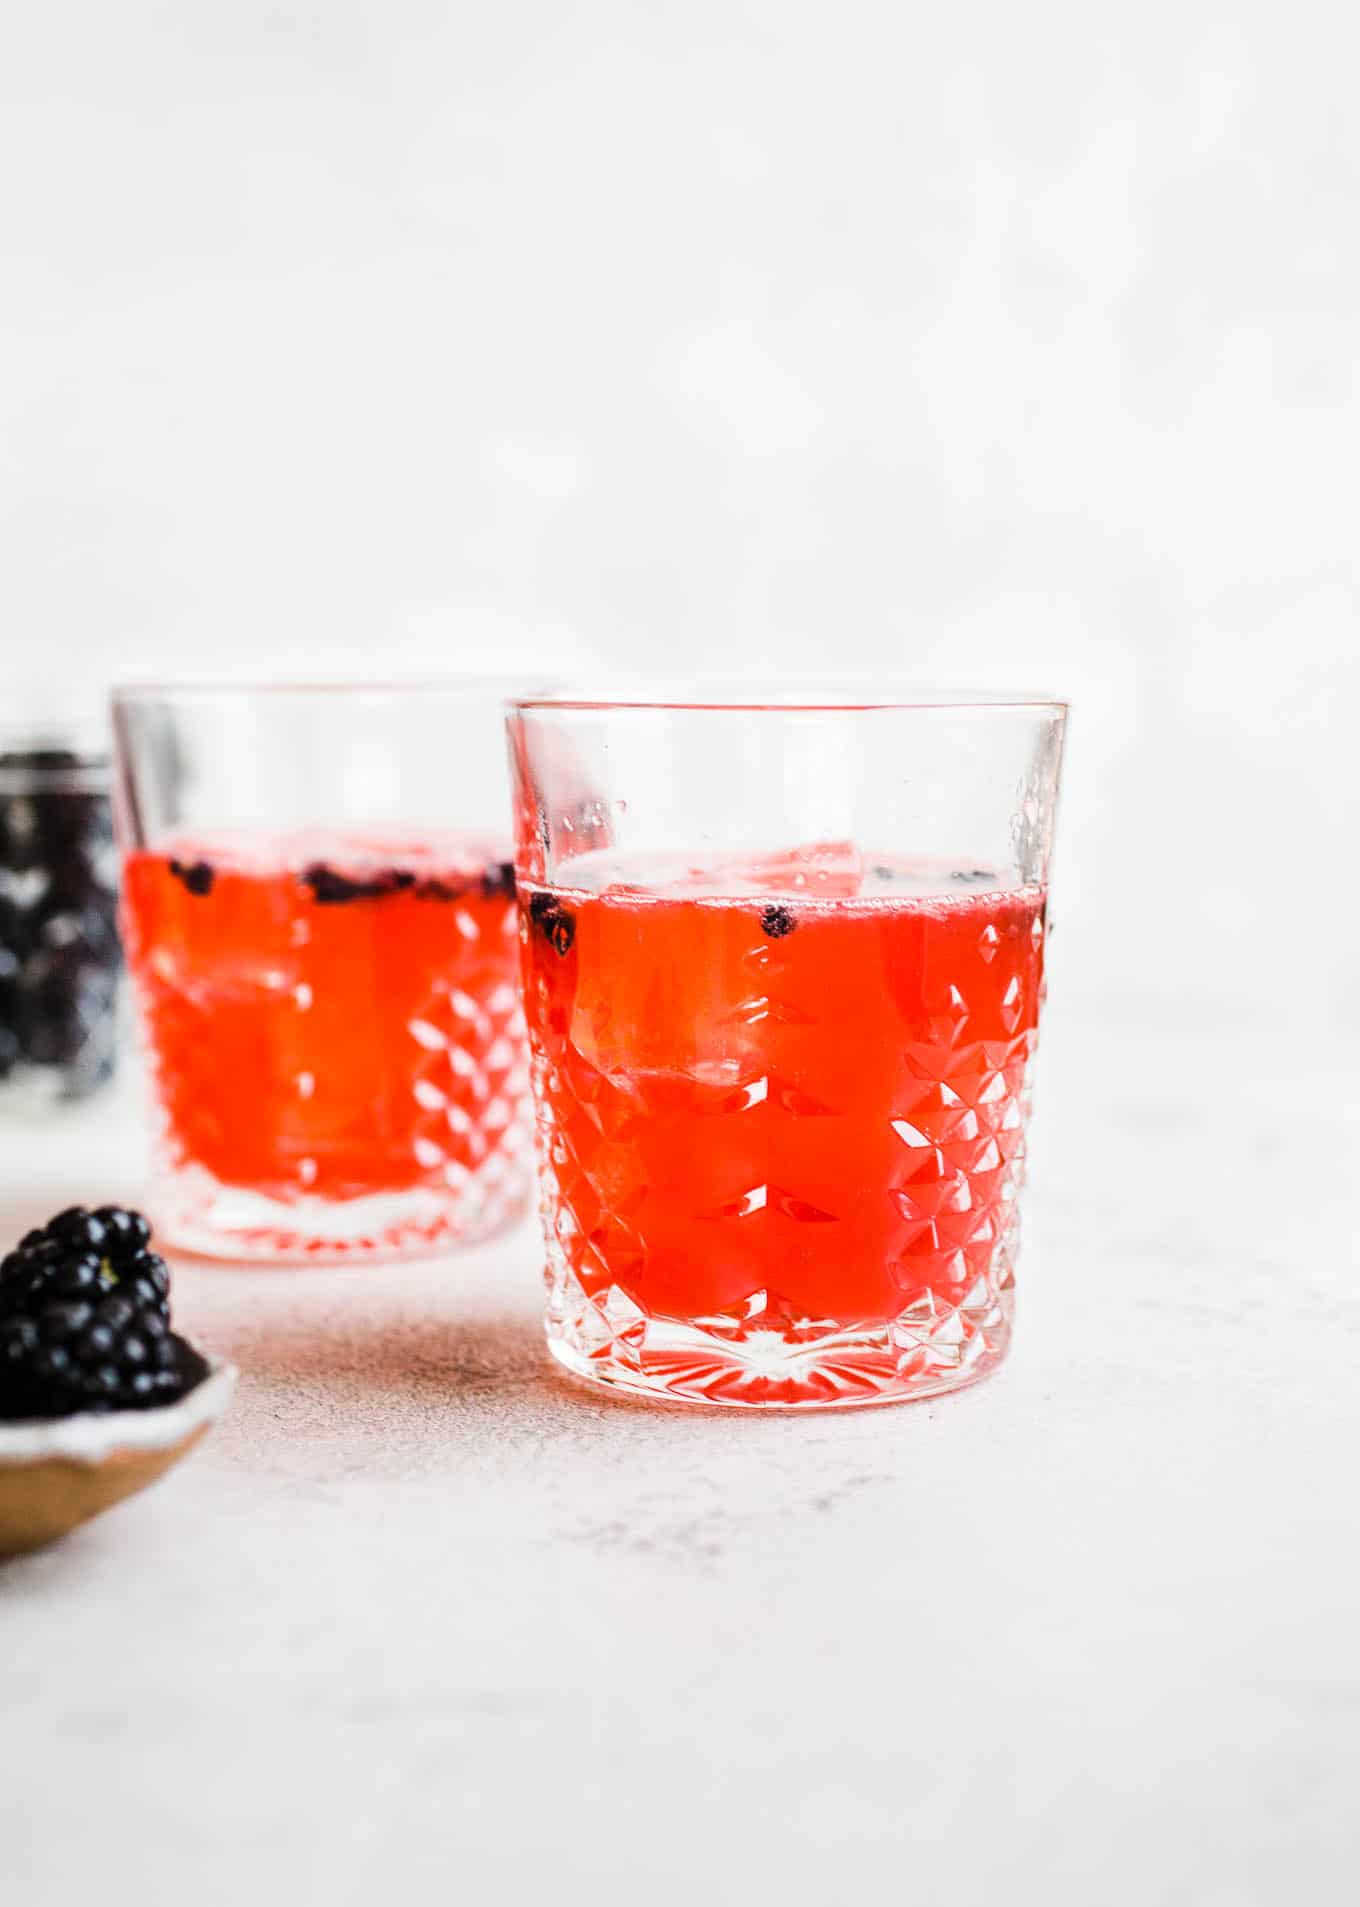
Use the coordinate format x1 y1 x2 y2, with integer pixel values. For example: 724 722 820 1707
93 1205 153 1253
0 1303 205 1421
413 878 465 902
0 1205 202 1421
0 1205 167 1325
528 890 575 957
300 863 415 905
760 904 797 938
169 857 215 897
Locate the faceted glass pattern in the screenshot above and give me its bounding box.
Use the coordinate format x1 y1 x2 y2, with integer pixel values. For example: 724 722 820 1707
123 841 532 1261
520 866 1045 1407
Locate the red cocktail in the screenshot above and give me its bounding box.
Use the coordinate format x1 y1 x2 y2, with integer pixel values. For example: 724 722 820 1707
521 849 1046 1406
122 834 529 1259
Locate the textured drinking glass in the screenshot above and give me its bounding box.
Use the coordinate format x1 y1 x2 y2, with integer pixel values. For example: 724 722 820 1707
510 690 1066 1409
113 684 532 1262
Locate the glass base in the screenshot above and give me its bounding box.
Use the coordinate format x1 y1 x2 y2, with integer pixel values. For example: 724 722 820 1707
544 1277 1014 1411
149 1158 531 1264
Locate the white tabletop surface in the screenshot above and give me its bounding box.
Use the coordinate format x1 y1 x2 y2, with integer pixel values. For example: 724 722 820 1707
2 998 1355 1907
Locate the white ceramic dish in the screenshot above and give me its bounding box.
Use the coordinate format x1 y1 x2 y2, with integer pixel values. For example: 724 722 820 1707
0 1357 236 1558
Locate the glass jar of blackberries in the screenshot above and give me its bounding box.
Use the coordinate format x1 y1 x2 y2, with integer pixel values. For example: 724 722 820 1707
0 737 121 1104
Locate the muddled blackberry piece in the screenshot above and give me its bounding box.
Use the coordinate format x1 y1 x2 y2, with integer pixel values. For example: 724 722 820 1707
300 863 358 903
760 904 797 939
480 861 517 902
529 890 575 957
413 878 466 903
546 911 575 957
949 868 995 884
301 864 416 905
169 857 215 897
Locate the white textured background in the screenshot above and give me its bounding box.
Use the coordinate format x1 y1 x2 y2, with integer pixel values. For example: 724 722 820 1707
3 1 1356 1023
2 9 1358 1903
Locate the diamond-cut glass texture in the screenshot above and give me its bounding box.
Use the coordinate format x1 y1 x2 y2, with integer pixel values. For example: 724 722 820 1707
123 847 532 1258
522 879 1046 1407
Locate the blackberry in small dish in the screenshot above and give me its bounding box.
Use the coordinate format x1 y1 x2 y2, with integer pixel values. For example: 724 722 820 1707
0 1205 202 1420
0 1205 233 1557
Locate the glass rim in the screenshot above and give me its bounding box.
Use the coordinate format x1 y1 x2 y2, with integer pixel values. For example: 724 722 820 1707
510 682 1068 715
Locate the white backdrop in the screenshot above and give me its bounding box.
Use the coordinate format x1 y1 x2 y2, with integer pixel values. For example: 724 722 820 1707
4 16 1359 1900
2 1 1355 1024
